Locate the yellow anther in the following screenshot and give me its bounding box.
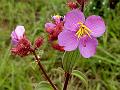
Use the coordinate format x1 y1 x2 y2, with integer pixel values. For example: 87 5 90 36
85 27 92 32
76 22 92 38
84 30 92 38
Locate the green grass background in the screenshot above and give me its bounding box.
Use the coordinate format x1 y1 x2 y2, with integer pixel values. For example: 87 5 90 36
0 0 120 90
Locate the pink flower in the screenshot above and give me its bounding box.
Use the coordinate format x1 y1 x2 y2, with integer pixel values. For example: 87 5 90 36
11 26 25 46
11 26 32 57
58 9 106 58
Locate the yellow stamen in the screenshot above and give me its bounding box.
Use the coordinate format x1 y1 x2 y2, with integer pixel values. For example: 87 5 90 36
76 22 92 38
54 15 61 19
84 30 92 38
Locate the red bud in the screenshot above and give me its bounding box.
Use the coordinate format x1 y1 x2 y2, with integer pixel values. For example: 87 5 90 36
34 37 43 49
11 38 32 57
67 2 78 9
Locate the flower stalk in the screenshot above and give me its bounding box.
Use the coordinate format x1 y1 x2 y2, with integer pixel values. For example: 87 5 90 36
81 0 84 12
63 72 71 90
32 50 57 90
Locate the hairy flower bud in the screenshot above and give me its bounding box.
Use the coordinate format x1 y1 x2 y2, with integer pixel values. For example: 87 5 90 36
11 38 32 57
51 40 64 52
34 37 43 49
67 2 78 9
52 43 64 52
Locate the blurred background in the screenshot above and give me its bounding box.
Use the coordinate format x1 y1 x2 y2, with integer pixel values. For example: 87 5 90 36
0 0 120 90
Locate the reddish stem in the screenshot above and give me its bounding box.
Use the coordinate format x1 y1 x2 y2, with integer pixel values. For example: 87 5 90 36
32 50 57 90
63 72 71 90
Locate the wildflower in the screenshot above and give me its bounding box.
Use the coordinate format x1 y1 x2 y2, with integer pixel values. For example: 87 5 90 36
58 9 105 58
11 26 32 57
11 26 25 46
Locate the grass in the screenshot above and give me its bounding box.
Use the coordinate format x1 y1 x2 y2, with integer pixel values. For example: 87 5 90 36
0 0 120 90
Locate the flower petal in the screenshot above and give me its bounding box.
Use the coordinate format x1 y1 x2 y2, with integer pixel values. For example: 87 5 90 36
11 37 18 46
64 9 85 31
11 26 25 46
85 15 106 37
58 30 79 51
79 36 98 58
45 23 56 33
15 26 25 39
11 31 18 46
11 31 17 40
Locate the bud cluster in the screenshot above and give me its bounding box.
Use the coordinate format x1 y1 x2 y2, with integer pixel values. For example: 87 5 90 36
11 26 43 57
45 15 65 51
11 38 32 57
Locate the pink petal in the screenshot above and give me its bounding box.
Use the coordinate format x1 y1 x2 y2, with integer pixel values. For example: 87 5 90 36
11 26 25 46
11 31 17 40
79 36 98 58
11 31 18 46
64 9 85 31
58 30 79 51
85 15 106 37
15 26 25 39
45 23 56 33
11 39 18 46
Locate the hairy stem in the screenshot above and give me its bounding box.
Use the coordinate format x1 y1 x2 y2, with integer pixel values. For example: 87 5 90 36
32 50 57 90
63 72 71 90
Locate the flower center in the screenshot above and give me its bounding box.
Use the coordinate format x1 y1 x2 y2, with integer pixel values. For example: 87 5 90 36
76 22 92 38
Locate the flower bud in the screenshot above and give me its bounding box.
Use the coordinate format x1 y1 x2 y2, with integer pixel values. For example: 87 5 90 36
34 37 43 49
52 43 64 52
67 2 78 9
51 40 64 52
11 38 32 57
45 23 55 34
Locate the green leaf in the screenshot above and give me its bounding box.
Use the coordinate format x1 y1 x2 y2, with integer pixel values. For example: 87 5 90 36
35 81 53 90
62 50 80 73
94 55 120 66
72 70 88 88
98 46 117 60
